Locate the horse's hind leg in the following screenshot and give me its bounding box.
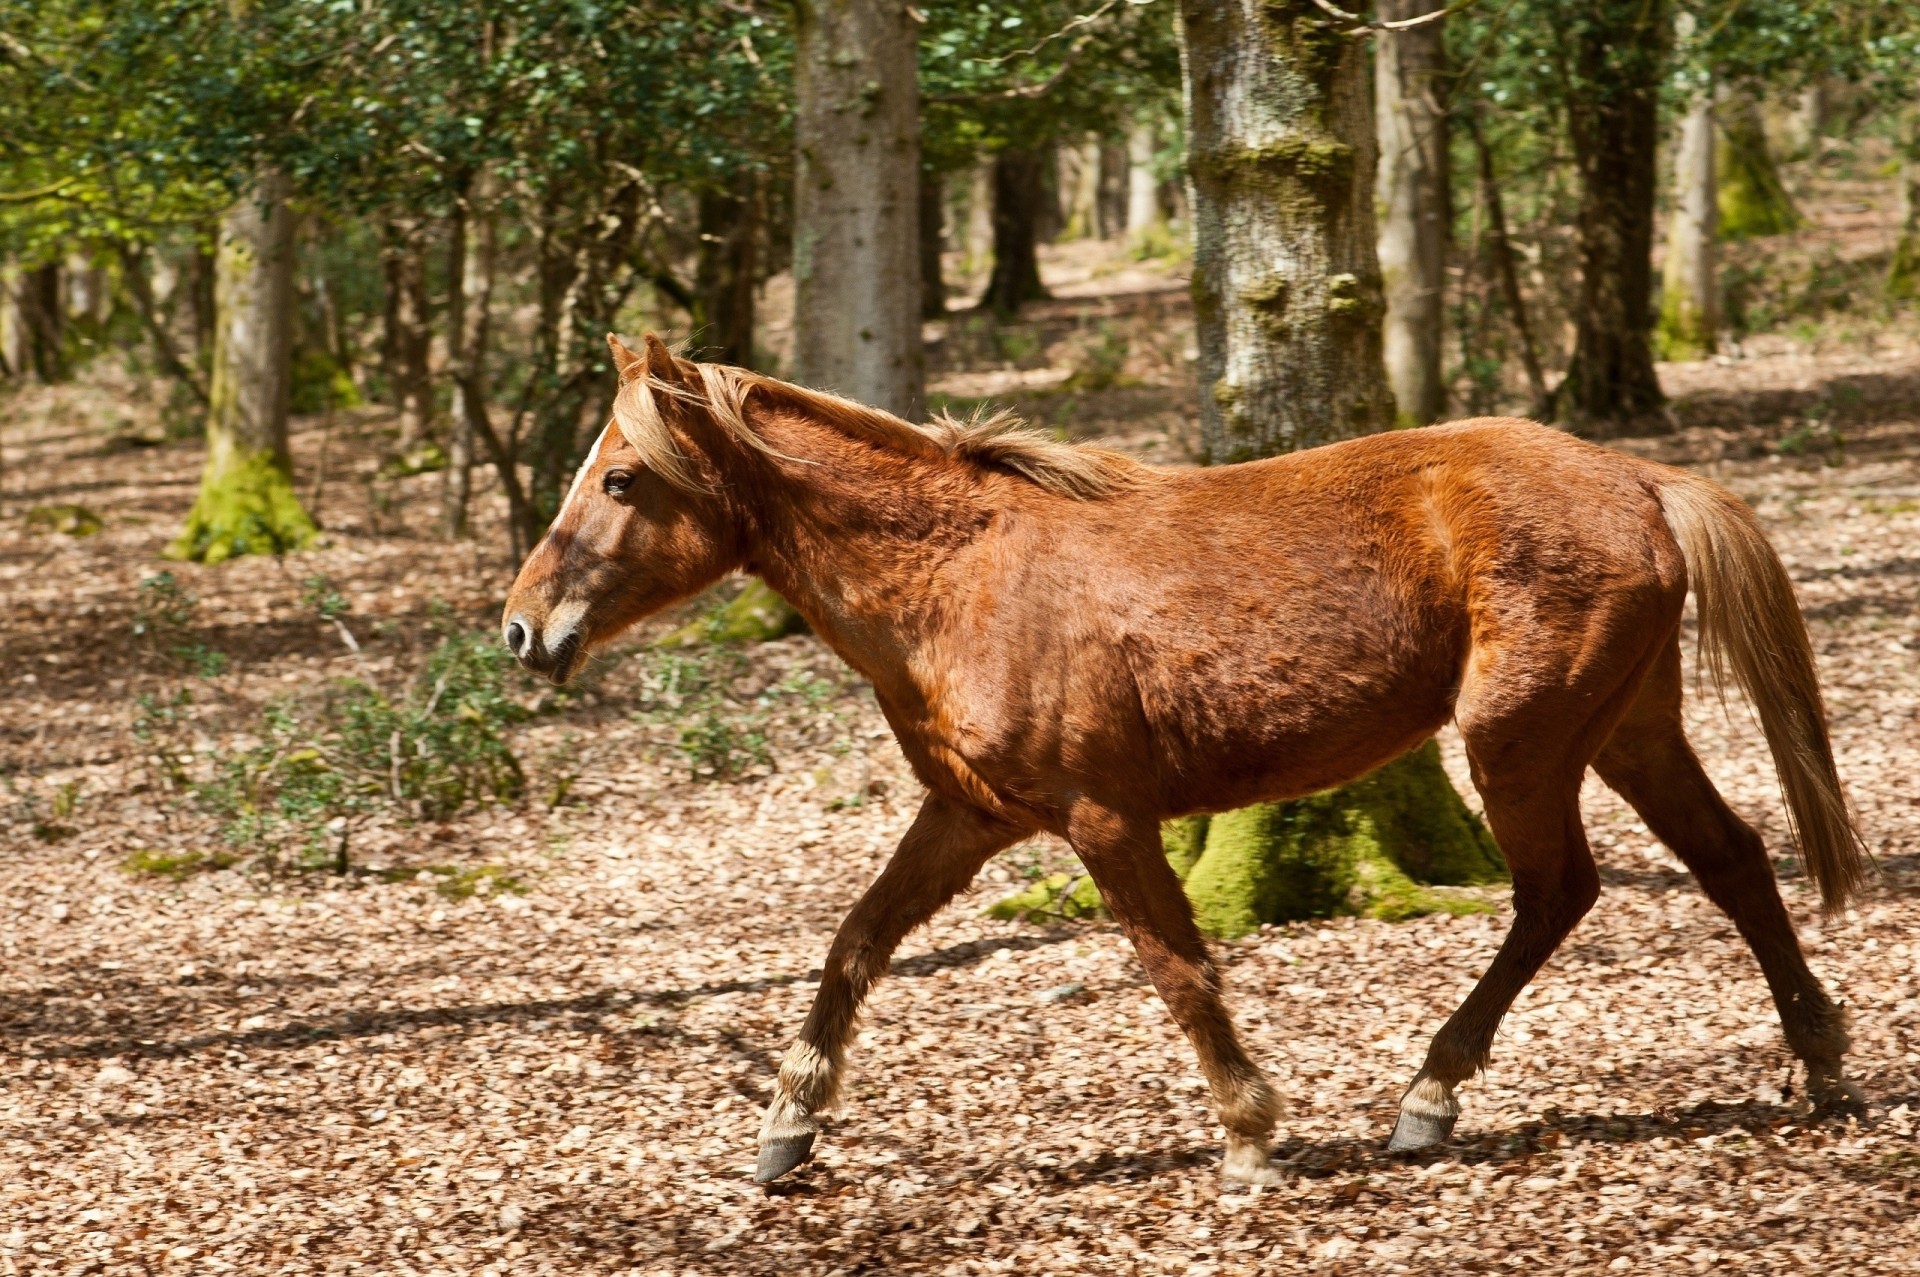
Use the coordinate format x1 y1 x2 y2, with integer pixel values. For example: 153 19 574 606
755 792 1027 1182
1387 624 1658 1150
1592 640 1857 1110
1388 758 1600 1149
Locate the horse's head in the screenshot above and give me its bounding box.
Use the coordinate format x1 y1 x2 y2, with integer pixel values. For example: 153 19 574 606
502 334 743 684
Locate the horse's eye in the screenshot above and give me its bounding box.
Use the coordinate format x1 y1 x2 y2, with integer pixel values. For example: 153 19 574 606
602 470 634 496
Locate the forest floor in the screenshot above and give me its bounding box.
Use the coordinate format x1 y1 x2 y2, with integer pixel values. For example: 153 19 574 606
4 163 1920 1274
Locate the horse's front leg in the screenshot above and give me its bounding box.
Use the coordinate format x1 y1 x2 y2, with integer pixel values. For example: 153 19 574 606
756 792 1027 1182
1067 798 1285 1185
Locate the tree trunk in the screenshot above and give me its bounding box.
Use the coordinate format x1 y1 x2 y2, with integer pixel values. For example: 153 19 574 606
984 147 1050 316
918 168 948 319
188 232 217 366
1718 92 1800 240
442 184 496 540
169 171 318 563
0 263 23 379
791 0 922 417
1889 113 1920 300
13 263 68 383
1374 0 1450 426
1125 123 1162 238
1096 139 1129 239
1553 0 1669 437
382 226 435 452
1116 0 1503 938
1659 93 1718 360
1467 114 1548 415
696 172 759 364
1058 137 1102 240
1182 0 1394 461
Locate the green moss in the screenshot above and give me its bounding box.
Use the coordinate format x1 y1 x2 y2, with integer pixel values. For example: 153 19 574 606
122 848 238 880
378 443 448 479
24 503 103 536
1182 740 1507 938
1718 120 1800 241
377 864 526 899
1888 231 1920 301
1658 284 1715 361
167 447 318 564
658 578 807 647
984 871 1107 922
1162 815 1210 880
1199 137 1354 198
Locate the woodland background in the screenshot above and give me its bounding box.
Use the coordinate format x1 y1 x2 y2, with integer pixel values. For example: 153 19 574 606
2 0 1919 1272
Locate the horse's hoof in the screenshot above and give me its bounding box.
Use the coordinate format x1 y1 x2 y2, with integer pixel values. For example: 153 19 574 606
1387 1108 1457 1152
1807 1073 1866 1119
754 1132 816 1183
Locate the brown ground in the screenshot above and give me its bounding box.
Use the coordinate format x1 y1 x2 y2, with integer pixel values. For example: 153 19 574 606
4 171 1919 1274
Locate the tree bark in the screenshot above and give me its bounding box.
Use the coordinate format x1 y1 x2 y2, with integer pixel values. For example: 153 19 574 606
1374 0 1450 426
791 0 923 417
984 147 1050 316
442 183 496 540
169 170 318 563
1552 0 1669 437
1659 93 1718 360
1182 0 1394 461
187 232 217 366
1717 91 1799 240
696 172 759 364
1125 1 1498 937
382 226 435 451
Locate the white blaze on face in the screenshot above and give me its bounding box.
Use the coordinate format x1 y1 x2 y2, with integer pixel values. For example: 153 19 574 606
556 426 609 523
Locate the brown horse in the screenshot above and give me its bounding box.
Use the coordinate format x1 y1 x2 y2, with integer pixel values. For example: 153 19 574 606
503 333 1867 1185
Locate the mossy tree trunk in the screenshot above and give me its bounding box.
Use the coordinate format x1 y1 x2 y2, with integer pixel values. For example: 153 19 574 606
1889 114 1920 300
1374 0 1450 427
1717 92 1800 241
1181 0 1394 462
1551 0 1670 438
1056 1 1498 940
1659 93 1719 360
169 170 318 564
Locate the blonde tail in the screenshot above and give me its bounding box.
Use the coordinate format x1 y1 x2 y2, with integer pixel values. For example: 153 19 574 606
1657 476 1868 913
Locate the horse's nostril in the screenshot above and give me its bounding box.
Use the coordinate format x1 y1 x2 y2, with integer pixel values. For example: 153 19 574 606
506 621 528 656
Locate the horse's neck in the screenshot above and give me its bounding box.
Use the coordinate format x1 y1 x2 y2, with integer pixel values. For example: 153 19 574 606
734 408 987 664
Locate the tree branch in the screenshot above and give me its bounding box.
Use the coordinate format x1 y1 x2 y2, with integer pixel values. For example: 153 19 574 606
1307 0 1482 36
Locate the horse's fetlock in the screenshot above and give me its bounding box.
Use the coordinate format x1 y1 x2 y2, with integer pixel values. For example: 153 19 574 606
1222 1134 1284 1185
1400 1073 1460 1121
775 1040 841 1113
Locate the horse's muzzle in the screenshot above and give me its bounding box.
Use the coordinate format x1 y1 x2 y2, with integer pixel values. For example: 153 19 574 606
503 615 582 686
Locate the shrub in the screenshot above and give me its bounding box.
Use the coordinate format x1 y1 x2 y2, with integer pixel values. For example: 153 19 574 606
195 631 529 870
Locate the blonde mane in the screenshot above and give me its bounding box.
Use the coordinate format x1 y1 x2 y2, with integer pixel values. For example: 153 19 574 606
610 360 1144 500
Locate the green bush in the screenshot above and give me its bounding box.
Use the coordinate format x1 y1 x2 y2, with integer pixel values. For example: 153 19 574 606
195 631 529 869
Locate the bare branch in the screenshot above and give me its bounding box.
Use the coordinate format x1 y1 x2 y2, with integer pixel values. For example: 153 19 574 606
1307 0 1482 37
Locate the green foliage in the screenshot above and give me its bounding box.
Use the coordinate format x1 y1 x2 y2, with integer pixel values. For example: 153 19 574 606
131 570 228 676
629 641 843 782
192 631 529 870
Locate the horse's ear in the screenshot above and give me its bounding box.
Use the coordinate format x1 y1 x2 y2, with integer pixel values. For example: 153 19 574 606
607 333 646 387
642 332 689 387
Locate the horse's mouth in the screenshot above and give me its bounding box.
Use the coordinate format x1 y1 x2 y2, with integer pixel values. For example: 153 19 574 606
543 632 583 686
